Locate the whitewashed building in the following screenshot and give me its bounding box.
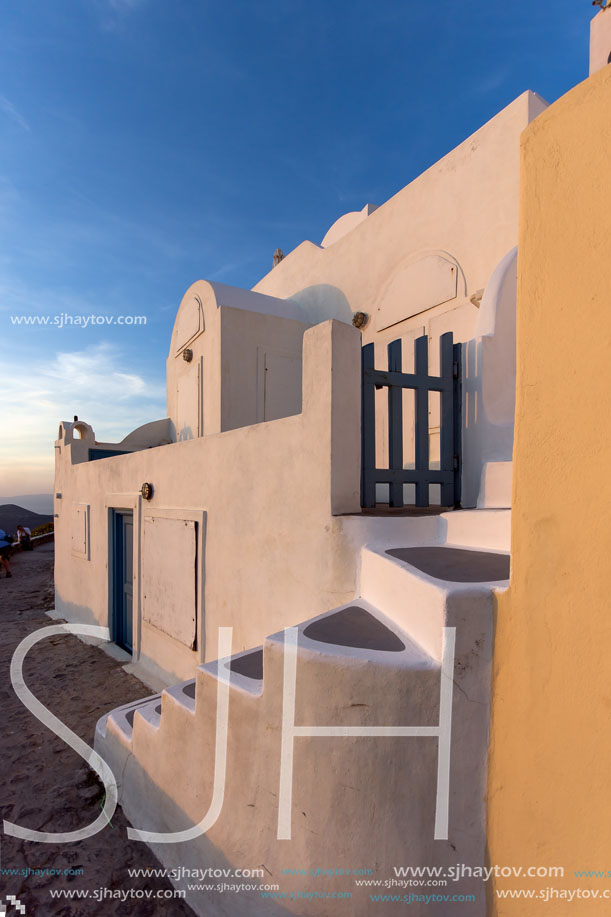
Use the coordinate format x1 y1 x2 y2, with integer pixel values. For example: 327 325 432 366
53 91 542 916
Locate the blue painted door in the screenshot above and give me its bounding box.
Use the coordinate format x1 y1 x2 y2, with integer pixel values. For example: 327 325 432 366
113 511 133 653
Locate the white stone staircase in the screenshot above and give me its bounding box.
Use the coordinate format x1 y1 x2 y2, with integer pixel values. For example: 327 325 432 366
95 507 509 917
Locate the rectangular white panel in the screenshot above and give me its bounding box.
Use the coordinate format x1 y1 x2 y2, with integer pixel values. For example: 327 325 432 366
71 502 89 558
143 516 197 648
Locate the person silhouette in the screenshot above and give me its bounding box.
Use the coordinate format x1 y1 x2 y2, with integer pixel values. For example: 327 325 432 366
0 529 13 577
16 524 32 551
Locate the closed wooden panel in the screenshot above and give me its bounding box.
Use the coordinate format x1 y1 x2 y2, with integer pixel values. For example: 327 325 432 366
176 362 201 440
142 516 197 649
71 503 89 557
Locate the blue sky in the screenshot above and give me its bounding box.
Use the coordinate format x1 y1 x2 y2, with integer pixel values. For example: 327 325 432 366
0 0 593 495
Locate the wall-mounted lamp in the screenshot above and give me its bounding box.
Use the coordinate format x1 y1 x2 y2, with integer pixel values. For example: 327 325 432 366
182 348 193 362
141 482 154 500
352 311 369 329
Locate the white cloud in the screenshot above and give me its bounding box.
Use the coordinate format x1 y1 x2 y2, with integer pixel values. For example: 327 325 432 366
0 95 30 132
0 342 165 493
42 345 154 403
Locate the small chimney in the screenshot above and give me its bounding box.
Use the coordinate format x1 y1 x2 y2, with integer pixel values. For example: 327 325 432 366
273 248 284 267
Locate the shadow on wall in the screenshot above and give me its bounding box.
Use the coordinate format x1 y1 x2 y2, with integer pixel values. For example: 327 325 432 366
289 285 354 325
461 248 517 508
461 339 515 506
53 595 104 628
94 750 292 917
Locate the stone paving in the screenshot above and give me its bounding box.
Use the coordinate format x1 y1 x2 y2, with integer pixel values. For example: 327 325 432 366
0 543 195 915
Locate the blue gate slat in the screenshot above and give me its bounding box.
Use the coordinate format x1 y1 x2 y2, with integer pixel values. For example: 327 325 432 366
439 332 455 507
414 335 430 507
361 343 377 508
452 341 462 507
387 339 404 508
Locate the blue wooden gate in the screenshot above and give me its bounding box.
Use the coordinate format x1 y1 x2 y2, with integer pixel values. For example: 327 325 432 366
361 332 461 509
112 510 134 653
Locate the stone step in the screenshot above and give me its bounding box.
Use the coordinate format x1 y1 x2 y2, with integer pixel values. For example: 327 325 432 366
191 601 439 722
359 543 506 661
200 646 264 697
385 545 510 583
262 600 439 724
439 508 510 552
163 677 197 712
96 692 162 743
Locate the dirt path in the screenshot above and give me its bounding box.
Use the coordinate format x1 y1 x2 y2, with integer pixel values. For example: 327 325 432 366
0 543 195 915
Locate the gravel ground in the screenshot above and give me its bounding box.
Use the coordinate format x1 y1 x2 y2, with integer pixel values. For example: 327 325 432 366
0 543 195 916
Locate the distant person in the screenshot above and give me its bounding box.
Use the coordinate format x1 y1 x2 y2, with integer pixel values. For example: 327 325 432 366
0 529 12 577
16 524 32 551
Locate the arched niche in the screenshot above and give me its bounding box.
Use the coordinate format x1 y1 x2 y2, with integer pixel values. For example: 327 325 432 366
174 294 204 356
374 251 465 332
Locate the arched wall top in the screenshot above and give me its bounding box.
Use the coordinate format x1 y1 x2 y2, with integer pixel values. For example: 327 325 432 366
172 290 204 355
321 203 378 249
57 420 95 445
169 280 308 357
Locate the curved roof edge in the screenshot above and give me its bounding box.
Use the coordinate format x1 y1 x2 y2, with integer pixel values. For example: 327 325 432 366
169 279 309 356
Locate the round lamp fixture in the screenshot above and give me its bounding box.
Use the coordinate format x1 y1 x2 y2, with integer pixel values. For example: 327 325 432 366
352 311 369 329
182 348 193 362
141 482 154 501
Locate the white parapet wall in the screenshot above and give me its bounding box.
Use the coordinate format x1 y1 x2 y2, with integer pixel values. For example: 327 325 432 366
54 320 363 685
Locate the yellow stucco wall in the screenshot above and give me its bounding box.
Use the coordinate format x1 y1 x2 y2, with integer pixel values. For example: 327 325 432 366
486 64 611 913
